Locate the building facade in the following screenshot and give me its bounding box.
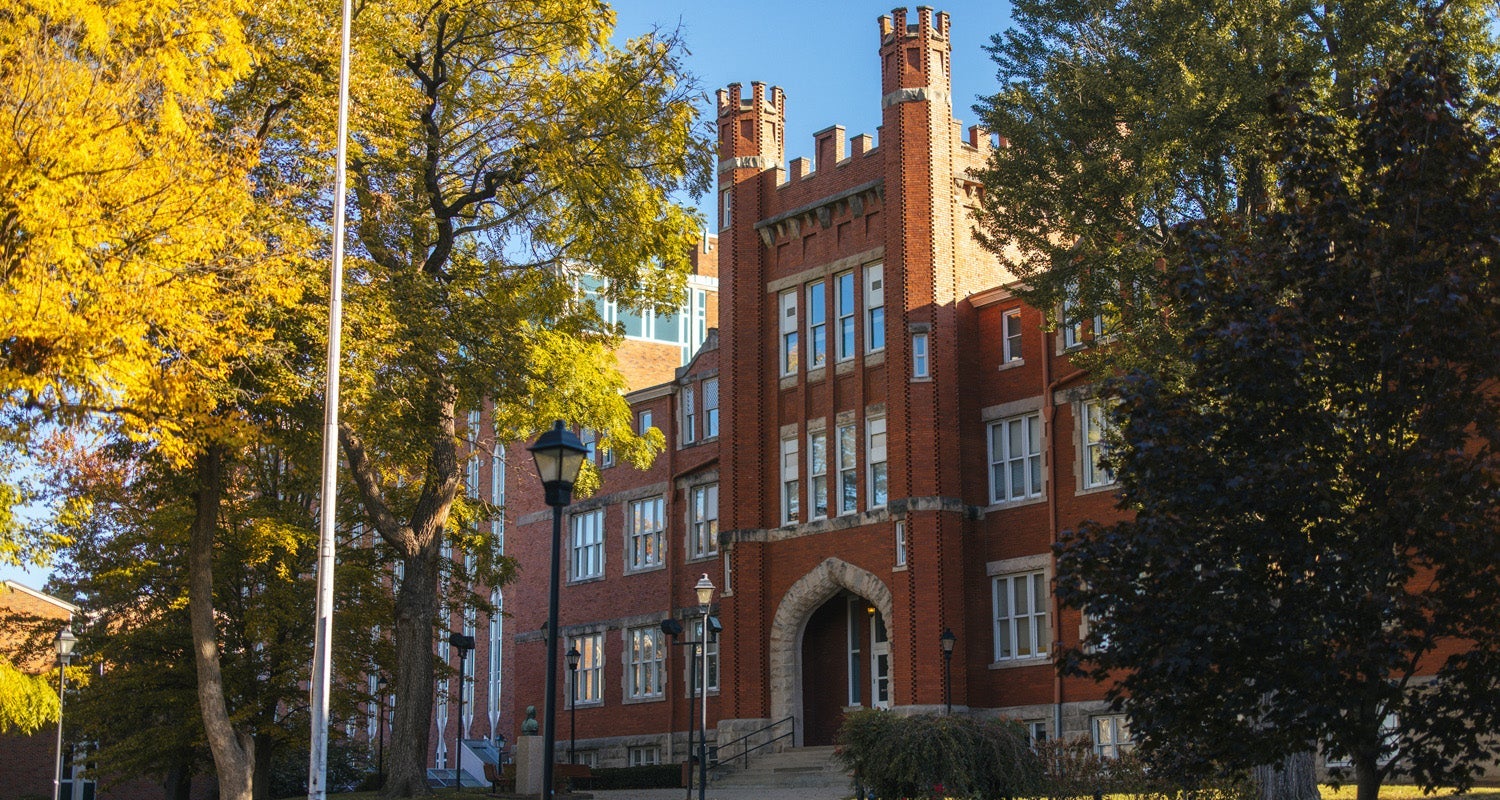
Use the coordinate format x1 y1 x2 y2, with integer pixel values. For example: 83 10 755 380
492 6 1128 771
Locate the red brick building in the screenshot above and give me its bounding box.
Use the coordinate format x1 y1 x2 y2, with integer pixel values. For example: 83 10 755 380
1 581 85 800
490 6 1130 770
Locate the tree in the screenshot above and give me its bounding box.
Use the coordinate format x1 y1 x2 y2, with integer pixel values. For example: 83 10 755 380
326 1 710 794
971 0 1498 362
1055 38 1500 800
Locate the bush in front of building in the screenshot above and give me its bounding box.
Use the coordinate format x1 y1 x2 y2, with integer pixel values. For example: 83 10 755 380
836 709 1043 799
575 763 679 790
1034 737 1255 799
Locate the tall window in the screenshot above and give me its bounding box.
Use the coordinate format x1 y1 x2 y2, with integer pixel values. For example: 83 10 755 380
625 627 665 700
835 271 856 361
1003 308 1023 363
490 452 505 549
639 410 653 435
867 417 888 508
570 509 604 580
626 496 665 571
689 483 718 559
993 570 1049 661
893 520 907 567
462 608 476 730
781 436 800 525
912 332 929 378
703 378 720 438
682 385 696 444
807 281 827 368
719 189 732 229
581 428 597 464
1061 282 1106 349
989 413 1043 502
1081 399 1116 488
688 618 720 693
488 591 503 730
865 264 885 352
570 632 603 705
837 423 857 515
780 290 799 375
809 430 829 520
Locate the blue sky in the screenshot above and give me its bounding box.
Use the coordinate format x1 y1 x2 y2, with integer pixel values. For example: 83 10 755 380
612 0 1017 222
0 2 1019 594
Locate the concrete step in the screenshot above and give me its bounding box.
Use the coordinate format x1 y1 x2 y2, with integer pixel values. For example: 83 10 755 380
711 746 850 790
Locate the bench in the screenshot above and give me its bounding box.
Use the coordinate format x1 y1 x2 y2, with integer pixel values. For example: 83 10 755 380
482 762 515 793
554 763 593 792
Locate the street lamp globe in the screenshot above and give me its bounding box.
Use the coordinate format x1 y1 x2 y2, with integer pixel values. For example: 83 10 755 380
55 627 77 663
694 573 715 609
528 421 588 508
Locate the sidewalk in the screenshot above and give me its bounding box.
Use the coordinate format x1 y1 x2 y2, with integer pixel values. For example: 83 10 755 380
588 789 851 800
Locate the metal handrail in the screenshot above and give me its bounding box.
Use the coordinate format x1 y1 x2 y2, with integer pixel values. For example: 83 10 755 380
715 715 796 770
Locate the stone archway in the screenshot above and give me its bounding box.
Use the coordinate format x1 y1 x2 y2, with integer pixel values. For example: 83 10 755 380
768 558 894 744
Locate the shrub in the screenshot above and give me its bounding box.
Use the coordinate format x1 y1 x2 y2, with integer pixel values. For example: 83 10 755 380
1033 737 1255 800
575 763 679 790
836 709 1043 799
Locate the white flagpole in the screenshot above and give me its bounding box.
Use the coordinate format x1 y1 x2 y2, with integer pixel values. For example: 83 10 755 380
309 0 353 794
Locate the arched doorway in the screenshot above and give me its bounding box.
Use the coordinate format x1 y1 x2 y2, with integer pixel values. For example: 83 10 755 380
801 594 893 744
767 558 894 746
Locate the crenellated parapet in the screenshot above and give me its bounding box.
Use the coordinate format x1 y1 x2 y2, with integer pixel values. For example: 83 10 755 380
716 81 785 174
878 6 951 109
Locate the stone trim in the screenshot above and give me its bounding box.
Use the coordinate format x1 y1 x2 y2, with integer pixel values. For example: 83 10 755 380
881 87 951 108
719 155 776 171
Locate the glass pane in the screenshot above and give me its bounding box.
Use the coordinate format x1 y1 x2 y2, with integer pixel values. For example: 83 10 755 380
1029 454 1042 495
1027 416 1041 453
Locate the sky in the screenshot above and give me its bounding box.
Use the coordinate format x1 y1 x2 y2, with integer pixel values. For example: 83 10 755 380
611 0 1017 223
0 1 1020 595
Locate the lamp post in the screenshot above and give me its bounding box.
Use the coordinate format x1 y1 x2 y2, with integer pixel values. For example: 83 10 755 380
449 632 475 788
565 646 580 764
694 574 715 800
53 626 76 800
528 421 588 800
376 676 388 787
940 628 956 716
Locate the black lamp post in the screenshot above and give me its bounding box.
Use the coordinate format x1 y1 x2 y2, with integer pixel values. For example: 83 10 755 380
694 574 715 800
376 676 388 787
449 632 475 787
52 626 76 800
940 628 956 716
565 645 580 764
528 421 588 800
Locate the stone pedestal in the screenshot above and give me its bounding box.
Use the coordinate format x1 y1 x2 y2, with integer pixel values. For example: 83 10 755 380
514 736 545 795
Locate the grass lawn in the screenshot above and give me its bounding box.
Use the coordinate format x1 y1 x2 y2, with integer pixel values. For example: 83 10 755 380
1320 786 1500 799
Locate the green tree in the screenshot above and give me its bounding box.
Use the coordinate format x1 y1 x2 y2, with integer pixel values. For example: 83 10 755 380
1056 39 1500 800
326 1 710 793
971 0 1498 362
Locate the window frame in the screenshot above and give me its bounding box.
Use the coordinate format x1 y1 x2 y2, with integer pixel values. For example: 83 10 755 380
686 617 721 695
807 280 828 369
1093 714 1133 759
808 429 829 520
835 271 856 362
837 422 857 515
867 417 888 509
988 412 1044 504
1081 398 1117 490
1003 308 1023 363
625 496 666 573
624 626 666 701
681 384 696 444
912 331 929 378
568 632 604 707
780 290 799 376
992 570 1050 662
781 435 800 525
569 508 605 581
688 482 719 559
703 378 720 438
864 264 885 353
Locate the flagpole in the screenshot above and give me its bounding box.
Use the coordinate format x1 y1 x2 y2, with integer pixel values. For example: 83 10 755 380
308 0 353 794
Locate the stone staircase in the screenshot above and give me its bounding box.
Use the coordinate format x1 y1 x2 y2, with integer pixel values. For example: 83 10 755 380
710 745 852 790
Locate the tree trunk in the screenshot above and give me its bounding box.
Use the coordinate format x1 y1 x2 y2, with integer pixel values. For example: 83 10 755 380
1255 751 1318 800
188 444 256 800
382 546 441 797
1354 757 1382 800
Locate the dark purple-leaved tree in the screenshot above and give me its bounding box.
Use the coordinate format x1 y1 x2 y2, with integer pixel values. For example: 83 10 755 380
1056 34 1500 800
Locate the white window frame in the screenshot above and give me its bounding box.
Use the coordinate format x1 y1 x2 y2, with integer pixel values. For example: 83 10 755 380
1093 714 1133 758
781 435 800 525
780 290 799 376
628 746 662 766
688 483 718 559
865 264 885 353
1061 283 1105 350
625 626 665 701
638 409 653 435
988 413 1043 503
809 429 829 520
682 384 696 444
569 508 604 581
462 608 476 730
1003 308 1023 363
490 453 505 548
837 422 857 515
912 332 929 378
835 271 856 362
703 378 720 438
488 591 503 731
625 496 665 572
687 617 720 694
893 520 907 567
719 189 732 229
569 632 604 706
807 280 828 368
1081 398 1117 489
867 417 888 509
992 570 1050 662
